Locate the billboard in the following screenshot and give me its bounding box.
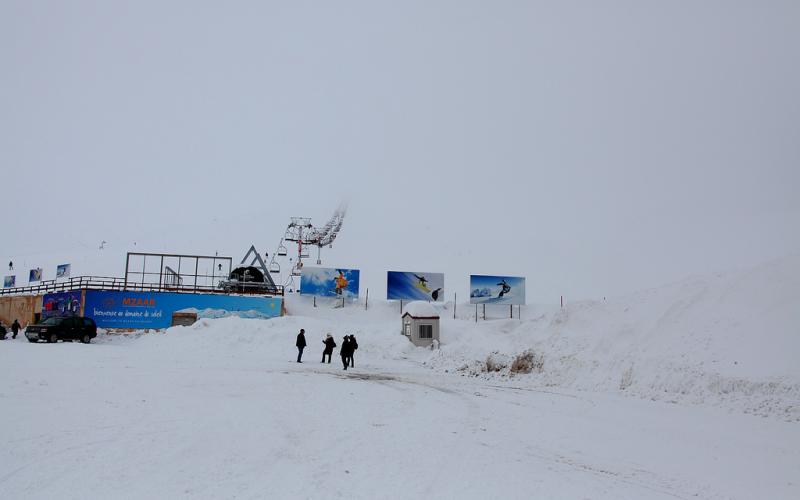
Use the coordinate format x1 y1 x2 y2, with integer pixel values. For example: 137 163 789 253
300 267 360 298
56 264 71 278
42 291 82 319
84 291 283 329
469 275 526 305
29 268 42 282
387 271 444 301
3 276 15 288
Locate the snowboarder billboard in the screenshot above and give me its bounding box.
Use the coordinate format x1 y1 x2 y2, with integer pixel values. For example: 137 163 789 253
387 271 444 301
83 291 283 329
42 291 82 319
300 267 360 298
469 275 526 305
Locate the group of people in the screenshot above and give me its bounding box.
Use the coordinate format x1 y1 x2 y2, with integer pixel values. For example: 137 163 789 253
0 319 21 340
295 329 359 370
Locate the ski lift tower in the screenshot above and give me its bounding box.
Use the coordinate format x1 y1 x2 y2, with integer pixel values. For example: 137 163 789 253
267 204 347 291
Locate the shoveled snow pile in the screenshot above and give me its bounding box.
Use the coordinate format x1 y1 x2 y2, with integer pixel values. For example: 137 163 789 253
416 254 800 421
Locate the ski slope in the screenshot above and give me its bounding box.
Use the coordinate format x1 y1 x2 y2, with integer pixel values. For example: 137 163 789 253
1 255 799 499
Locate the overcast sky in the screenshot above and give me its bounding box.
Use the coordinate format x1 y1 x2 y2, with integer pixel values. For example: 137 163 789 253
2 1 798 303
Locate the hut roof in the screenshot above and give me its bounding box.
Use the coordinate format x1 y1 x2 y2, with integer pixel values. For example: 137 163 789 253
402 301 439 319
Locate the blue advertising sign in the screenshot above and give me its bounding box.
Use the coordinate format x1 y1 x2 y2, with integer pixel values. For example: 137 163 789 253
300 267 360 298
42 291 82 319
84 291 283 329
469 275 526 305
3 276 15 288
387 271 444 301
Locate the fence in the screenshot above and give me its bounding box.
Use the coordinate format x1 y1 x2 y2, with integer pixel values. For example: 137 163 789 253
0 275 284 297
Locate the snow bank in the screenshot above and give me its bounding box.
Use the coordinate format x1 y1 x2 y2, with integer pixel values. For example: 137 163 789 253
420 254 800 421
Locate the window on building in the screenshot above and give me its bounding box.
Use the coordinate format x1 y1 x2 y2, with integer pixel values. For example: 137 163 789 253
419 324 433 339
404 322 411 336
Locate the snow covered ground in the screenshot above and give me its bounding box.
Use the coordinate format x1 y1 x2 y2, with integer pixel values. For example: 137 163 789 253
1 255 799 499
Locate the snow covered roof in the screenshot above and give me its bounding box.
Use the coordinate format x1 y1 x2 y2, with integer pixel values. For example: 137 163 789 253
402 301 439 319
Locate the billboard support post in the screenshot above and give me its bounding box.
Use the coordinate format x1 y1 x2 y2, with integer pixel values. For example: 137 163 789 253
475 304 478 323
510 304 513 319
194 258 199 293
454 293 456 319
483 304 486 320
313 296 316 308
124 254 130 290
400 300 403 315
365 288 369 310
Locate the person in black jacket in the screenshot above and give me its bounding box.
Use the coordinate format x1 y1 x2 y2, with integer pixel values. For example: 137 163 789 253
348 335 358 368
340 336 353 370
295 328 306 363
11 319 21 339
321 334 336 363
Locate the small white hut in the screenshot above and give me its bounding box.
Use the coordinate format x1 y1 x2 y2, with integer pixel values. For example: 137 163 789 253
401 301 440 347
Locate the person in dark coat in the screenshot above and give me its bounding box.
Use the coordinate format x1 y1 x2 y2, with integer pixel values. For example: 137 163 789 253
295 328 307 363
11 319 21 339
348 335 358 368
340 336 353 370
321 334 336 363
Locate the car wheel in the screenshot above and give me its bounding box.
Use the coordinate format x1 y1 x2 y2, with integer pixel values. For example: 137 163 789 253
28 338 38 343
48 333 58 343
81 334 91 344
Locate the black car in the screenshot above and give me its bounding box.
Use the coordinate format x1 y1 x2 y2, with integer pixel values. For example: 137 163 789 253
25 316 97 344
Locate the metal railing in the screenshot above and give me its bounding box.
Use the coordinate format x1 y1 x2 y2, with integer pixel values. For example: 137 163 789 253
0 276 284 297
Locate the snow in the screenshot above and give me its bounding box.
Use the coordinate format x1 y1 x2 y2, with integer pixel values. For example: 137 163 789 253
1 255 799 499
402 300 439 318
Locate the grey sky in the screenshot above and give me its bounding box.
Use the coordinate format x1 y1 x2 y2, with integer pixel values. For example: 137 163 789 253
2 1 798 303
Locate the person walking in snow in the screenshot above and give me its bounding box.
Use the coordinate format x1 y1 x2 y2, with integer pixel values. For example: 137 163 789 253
296 328 307 363
321 334 336 363
11 319 21 339
340 335 353 370
348 334 358 368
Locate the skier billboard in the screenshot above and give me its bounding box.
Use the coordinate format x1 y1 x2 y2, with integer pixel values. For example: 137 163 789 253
56 264 71 278
300 267 360 298
3 276 15 288
387 271 444 301
469 275 526 305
